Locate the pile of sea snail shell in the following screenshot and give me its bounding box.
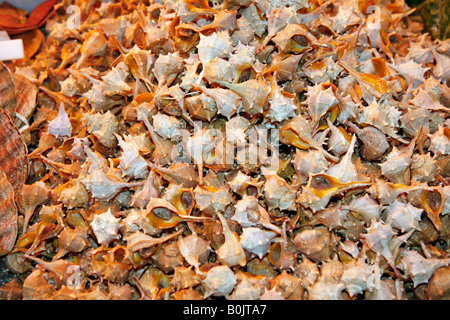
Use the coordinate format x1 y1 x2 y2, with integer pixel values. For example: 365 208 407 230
0 0 449 300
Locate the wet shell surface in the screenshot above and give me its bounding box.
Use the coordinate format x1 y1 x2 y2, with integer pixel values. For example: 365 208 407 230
0 0 449 301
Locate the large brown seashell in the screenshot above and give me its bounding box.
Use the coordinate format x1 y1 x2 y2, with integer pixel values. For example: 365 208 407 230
0 108 28 194
0 61 16 120
12 73 38 129
0 170 18 256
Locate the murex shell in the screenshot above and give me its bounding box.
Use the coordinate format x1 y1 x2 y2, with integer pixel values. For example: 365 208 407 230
1 0 449 302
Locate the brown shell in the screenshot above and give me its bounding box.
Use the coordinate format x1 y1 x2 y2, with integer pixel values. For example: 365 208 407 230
425 266 450 300
17 181 50 233
0 108 28 194
0 61 16 120
0 170 18 256
13 73 38 128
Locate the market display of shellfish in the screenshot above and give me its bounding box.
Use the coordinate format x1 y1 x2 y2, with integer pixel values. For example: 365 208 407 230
0 0 449 300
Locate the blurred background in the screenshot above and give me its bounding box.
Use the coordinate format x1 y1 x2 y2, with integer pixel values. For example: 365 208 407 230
6 0 47 13
9 0 447 40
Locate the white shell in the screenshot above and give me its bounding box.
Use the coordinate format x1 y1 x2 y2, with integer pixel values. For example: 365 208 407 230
295 257 320 288
341 194 381 224
266 78 297 123
360 219 396 267
225 116 250 146
400 107 431 137
241 4 267 38
429 126 450 156
153 52 184 86
341 258 375 297
230 17 255 46
240 227 276 259
326 134 358 183
197 31 234 65
384 199 423 233
101 61 132 95
177 232 211 270
90 209 121 246
410 153 437 183
216 212 247 267
305 84 339 129
130 171 162 209
82 75 122 112
232 195 281 234
228 272 269 300
121 209 160 236
202 265 237 298
60 75 84 97
339 240 360 259
379 147 412 185
84 111 120 147
406 37 434 65
226 171 263 197
389 60 429 88
326 119 351 156
357 99 402 141
152 113 182 140
429 45 450 83
261 167 297 211
397 249 450 287
80 167 142 201
303 57 342 84
365 260 397 300
115 133 149 179
332 6 362 34
194 185 233 215
202 57 235 84
47 104 72 138
180 54 202 90
259 286 285 300
292 149 330 185
306 273 344 300
196 85 241 120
